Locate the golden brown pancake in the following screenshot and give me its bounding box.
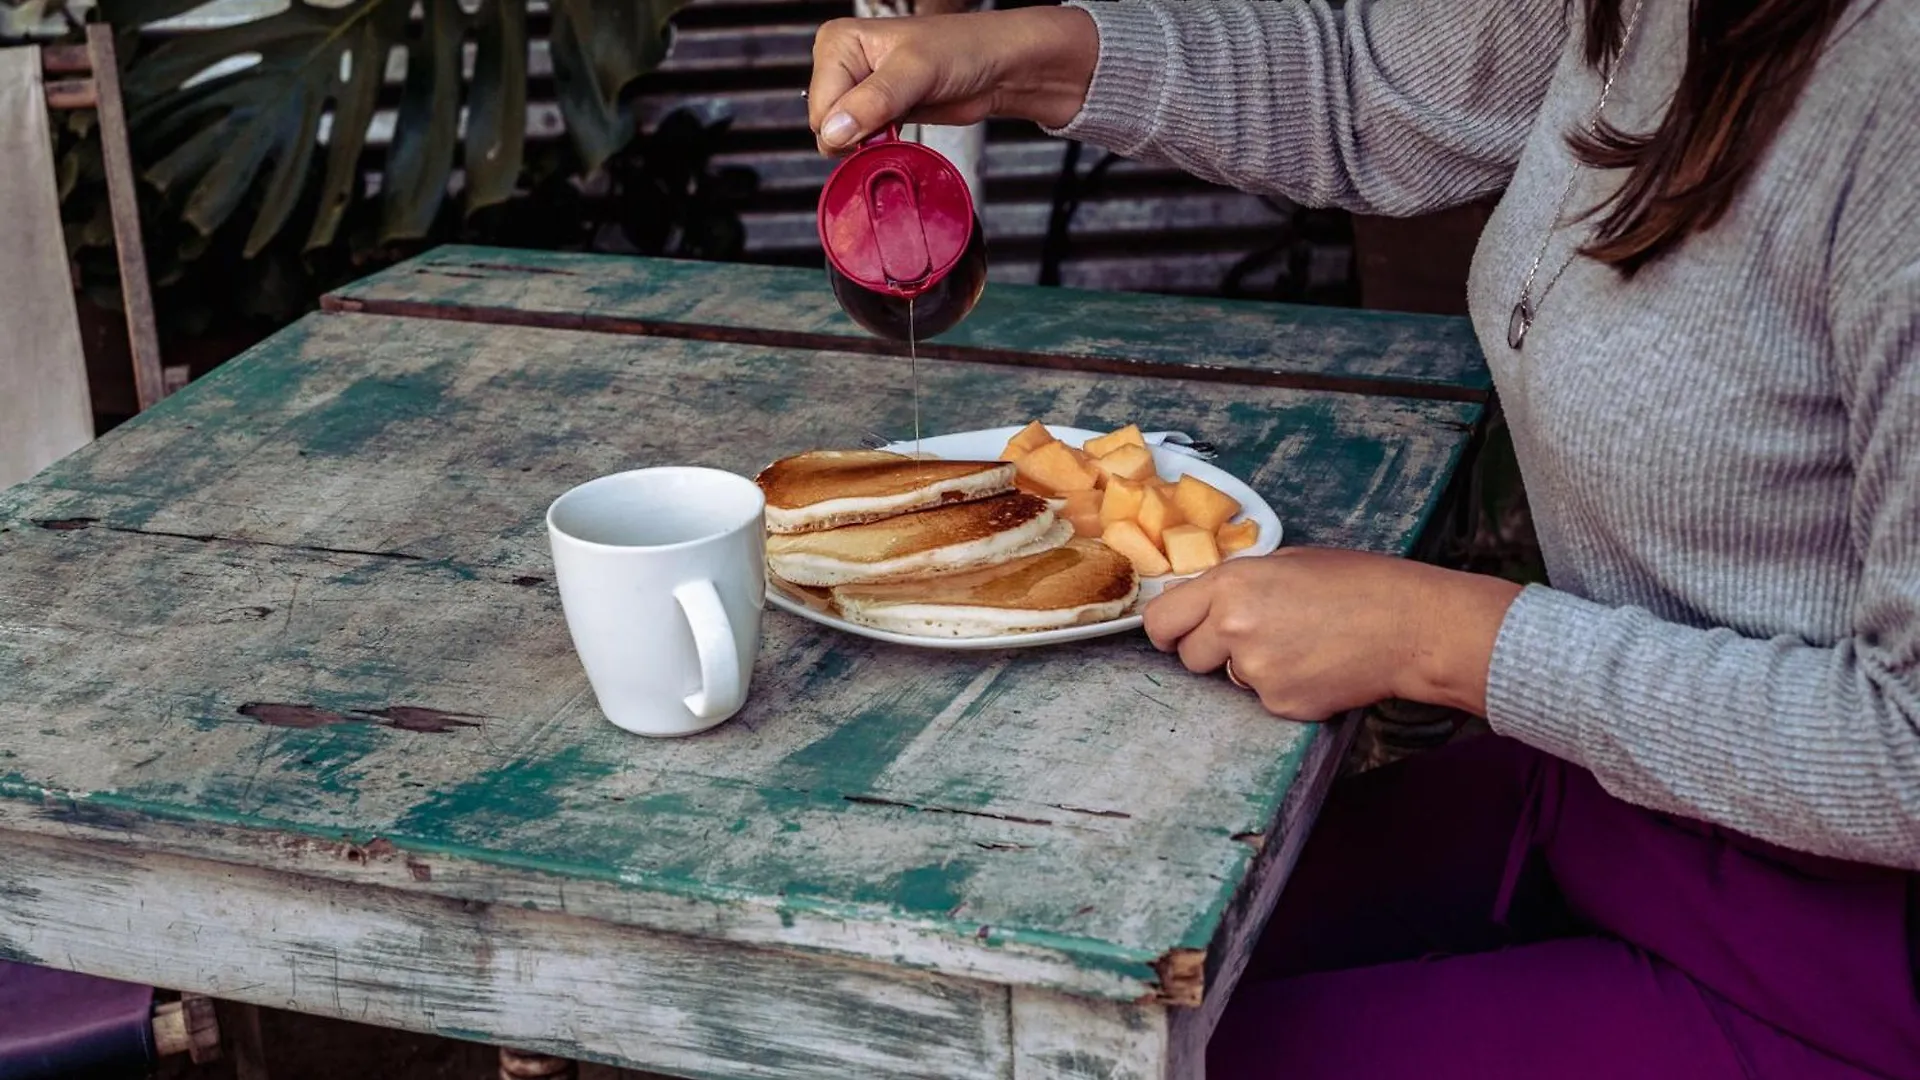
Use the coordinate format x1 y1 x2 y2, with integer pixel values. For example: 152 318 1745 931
756 449 1015 534
828 540 1140 637
765 492 1069 586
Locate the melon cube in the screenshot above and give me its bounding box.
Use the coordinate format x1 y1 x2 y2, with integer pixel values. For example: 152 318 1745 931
1064 508 1104 538
1136 486 1186 550
1015 475 1054 499
1172 475 1242 532
1018 440 1098 494
1216 519 1260 555
1063 489 1103 524
1068 515 1103 539
1006 420 1055 454
999 442 1031 463
1083 424 1149 459
1065 445 1106 487
1102 520 1172 577
1092 443 1157 484
1162 524 1221 576
1099 477 1146 525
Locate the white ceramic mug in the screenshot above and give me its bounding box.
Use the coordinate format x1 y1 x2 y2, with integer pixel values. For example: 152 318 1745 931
546 467 766 737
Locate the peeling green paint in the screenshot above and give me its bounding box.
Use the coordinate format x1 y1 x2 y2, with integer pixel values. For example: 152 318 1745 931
882 861 973 914
776 666 982 794
280 363 462 459
395 746 620 839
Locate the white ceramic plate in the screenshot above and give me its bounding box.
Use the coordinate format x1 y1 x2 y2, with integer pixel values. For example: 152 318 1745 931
764 425 1283 650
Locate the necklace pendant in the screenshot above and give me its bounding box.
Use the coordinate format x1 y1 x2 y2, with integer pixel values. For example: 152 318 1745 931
1507 299 1533 351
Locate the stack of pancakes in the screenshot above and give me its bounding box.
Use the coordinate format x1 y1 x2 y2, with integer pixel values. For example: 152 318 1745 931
756 449 1140 637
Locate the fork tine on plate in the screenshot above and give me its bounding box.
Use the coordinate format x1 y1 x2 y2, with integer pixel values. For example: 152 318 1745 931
1142 431 1219 460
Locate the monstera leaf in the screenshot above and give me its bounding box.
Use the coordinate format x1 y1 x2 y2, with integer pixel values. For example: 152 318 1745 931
100 0 687 257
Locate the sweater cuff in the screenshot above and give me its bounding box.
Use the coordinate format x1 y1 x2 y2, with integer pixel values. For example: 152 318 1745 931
1044 1 1170 153
1484 584 1602 765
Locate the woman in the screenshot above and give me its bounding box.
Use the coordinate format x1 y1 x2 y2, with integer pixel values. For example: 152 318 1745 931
811 1 1919 1076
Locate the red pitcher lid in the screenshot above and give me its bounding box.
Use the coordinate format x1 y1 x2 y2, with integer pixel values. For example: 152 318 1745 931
818 128 976 299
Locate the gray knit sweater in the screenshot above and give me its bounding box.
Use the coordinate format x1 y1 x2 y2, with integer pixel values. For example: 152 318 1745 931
1055 0 1920 869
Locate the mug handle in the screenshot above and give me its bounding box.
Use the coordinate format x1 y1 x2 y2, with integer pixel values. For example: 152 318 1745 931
673 579 743 720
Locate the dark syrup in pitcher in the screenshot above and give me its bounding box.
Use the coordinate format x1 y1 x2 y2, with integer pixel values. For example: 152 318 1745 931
826 218 988 342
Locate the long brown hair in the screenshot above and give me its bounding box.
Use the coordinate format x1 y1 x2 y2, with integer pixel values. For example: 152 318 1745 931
1572 0 1855 274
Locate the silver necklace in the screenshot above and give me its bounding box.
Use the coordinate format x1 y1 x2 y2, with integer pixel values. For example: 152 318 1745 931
1507 0 1647 351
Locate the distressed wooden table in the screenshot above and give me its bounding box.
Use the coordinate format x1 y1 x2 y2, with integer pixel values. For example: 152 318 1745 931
0 246 1488 1079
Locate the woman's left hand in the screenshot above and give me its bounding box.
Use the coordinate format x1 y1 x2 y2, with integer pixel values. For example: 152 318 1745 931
1141 548 1522 721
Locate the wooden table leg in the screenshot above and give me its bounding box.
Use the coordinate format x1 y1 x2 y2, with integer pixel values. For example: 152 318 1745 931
499 1046 577 1079
215 999 272 1080
152 992 223 1064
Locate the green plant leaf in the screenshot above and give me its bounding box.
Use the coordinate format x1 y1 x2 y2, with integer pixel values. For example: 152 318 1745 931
548 0 678 174
463 0 526 214
306 2 403 251
378 0 462 242
103 0 690 257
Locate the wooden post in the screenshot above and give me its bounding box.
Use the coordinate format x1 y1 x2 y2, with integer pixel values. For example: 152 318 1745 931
83 23 168 412
151 993 224 1063
215 999 273 1080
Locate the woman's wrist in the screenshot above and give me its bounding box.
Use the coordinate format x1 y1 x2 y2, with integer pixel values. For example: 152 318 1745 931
1395 568 1524 716
993 5 1100 130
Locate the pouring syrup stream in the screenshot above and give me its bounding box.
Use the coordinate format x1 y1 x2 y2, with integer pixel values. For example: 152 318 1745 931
908 296 921 457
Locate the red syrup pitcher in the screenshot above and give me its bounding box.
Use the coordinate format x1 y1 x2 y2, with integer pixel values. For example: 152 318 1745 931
817 127 987 341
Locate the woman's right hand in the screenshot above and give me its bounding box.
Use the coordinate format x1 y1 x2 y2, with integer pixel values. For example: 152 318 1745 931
807 6 1099 153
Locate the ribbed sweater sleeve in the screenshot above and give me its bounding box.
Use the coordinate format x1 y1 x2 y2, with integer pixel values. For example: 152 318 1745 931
1486 64 1920 871
1049 0 1572 216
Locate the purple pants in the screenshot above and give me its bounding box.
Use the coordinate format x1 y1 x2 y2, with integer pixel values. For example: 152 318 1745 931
0 962 154 1078
1211 735 1920 1079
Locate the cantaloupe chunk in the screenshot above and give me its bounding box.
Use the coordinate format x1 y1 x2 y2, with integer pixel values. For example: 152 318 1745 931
1083 424 1149 459
1000 442 1032 463
1102 520 1172 577
1099 477 1146 525
1063 490 1104 535
1172 475 1241 532
1006 420 1055 454
1136 486 1185 549
1163 524 1222 576
1065 445 1105 487
1092 443 1157 484
1015 475 1055 499
1068 514 1103 539
1216 519 1260 555
1063 489 1102 516
1018 440 1098 493
1064 508 1104 538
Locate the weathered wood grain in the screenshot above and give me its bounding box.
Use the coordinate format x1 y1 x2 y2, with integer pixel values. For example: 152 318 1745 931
0 267 1486 1076
0 313 1476 1011
320 247 1492 401
1011 989 1188 1080
0 832 1015 1080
